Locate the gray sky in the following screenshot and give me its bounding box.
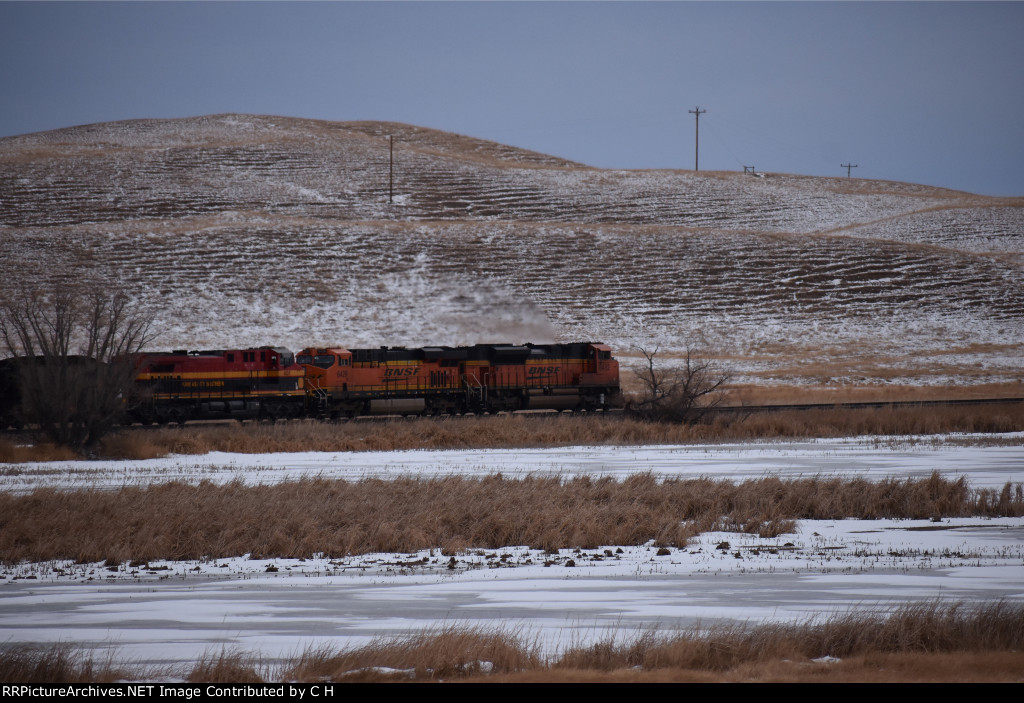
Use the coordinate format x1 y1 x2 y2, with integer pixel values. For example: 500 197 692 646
2 1 1022 196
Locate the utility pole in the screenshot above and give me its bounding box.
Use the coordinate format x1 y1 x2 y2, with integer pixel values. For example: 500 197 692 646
841 163 858 178
388 136 394 204
689 106 706 171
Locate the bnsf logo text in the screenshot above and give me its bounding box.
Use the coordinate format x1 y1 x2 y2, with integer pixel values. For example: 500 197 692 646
384 367 419 378
528 366 561 375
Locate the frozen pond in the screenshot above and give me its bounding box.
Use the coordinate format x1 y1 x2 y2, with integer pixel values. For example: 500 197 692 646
2 435 1022 667
3 434 1023 493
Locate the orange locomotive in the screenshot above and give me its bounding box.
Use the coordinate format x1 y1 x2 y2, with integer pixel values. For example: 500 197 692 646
297 342 622 419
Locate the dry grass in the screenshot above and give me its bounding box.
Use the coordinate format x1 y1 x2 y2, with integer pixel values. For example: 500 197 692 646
728 381 1024 406
482 652 1024 683
0 439 82 463
0 643 128 683
282 625 541 682
66 401 1024 461
1 473 1019 563
555 600 1024 673
186 648 269 683
707 402 1024 439
4 602 1023 682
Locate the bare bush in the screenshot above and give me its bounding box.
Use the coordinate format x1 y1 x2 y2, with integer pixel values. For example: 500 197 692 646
628 346 730 423
0 284 154 451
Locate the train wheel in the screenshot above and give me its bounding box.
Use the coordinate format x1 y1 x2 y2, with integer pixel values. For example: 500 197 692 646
263 402 284 423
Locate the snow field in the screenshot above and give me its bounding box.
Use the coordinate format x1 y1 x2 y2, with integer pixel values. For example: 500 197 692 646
1 436 1022 666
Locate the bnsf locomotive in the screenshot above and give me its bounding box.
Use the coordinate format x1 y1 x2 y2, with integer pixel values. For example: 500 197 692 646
127 342 621 423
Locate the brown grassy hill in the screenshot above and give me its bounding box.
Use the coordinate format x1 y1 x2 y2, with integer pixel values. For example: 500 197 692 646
1 114 1022 396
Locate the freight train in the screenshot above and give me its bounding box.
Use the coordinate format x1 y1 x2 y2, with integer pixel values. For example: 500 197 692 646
125 341 621 424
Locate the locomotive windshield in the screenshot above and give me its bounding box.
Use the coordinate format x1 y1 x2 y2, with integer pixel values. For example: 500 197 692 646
296 353 334 369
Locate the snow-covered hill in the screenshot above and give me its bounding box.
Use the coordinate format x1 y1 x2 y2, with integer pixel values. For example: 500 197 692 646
2 114 1022 389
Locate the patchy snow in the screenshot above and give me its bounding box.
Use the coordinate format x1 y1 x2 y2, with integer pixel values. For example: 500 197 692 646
2 434 1023 493
2 114 1021 387
1 435 1022 666
7 214 1021 386
1 115 1021 668
1 517 1021 666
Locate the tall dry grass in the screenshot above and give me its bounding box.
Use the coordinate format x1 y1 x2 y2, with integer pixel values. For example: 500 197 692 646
186 648 270 683
728 381 1024 406
0 643 128 684
1 473 1020 563
4 602 1023 682
79 401 1024 461
0 439 82 463
555 600 1024 673
281 625 541 682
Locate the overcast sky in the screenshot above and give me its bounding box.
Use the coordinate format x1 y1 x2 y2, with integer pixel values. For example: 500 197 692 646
2 1 1022 196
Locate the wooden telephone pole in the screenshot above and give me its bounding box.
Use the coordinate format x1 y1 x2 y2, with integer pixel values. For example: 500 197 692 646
689 106 706 171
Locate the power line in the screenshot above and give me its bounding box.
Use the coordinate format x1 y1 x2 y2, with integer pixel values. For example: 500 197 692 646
841 162 858 177
703 119 747 170
710 111 840 171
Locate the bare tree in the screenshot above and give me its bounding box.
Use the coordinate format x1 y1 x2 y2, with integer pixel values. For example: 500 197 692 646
629 346 731 423
0 284 154 450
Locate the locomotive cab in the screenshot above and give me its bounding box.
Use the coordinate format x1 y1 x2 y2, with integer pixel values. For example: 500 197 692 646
297 347 362 418
586 343 618 379
130 346 305 423
297 348 352 392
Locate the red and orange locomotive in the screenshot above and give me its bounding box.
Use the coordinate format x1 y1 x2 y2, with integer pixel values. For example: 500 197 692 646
130 347 305 424
126 342 621 423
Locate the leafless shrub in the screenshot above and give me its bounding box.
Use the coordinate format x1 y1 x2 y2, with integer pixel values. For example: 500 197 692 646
626 346 731 423
0 283 154 451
